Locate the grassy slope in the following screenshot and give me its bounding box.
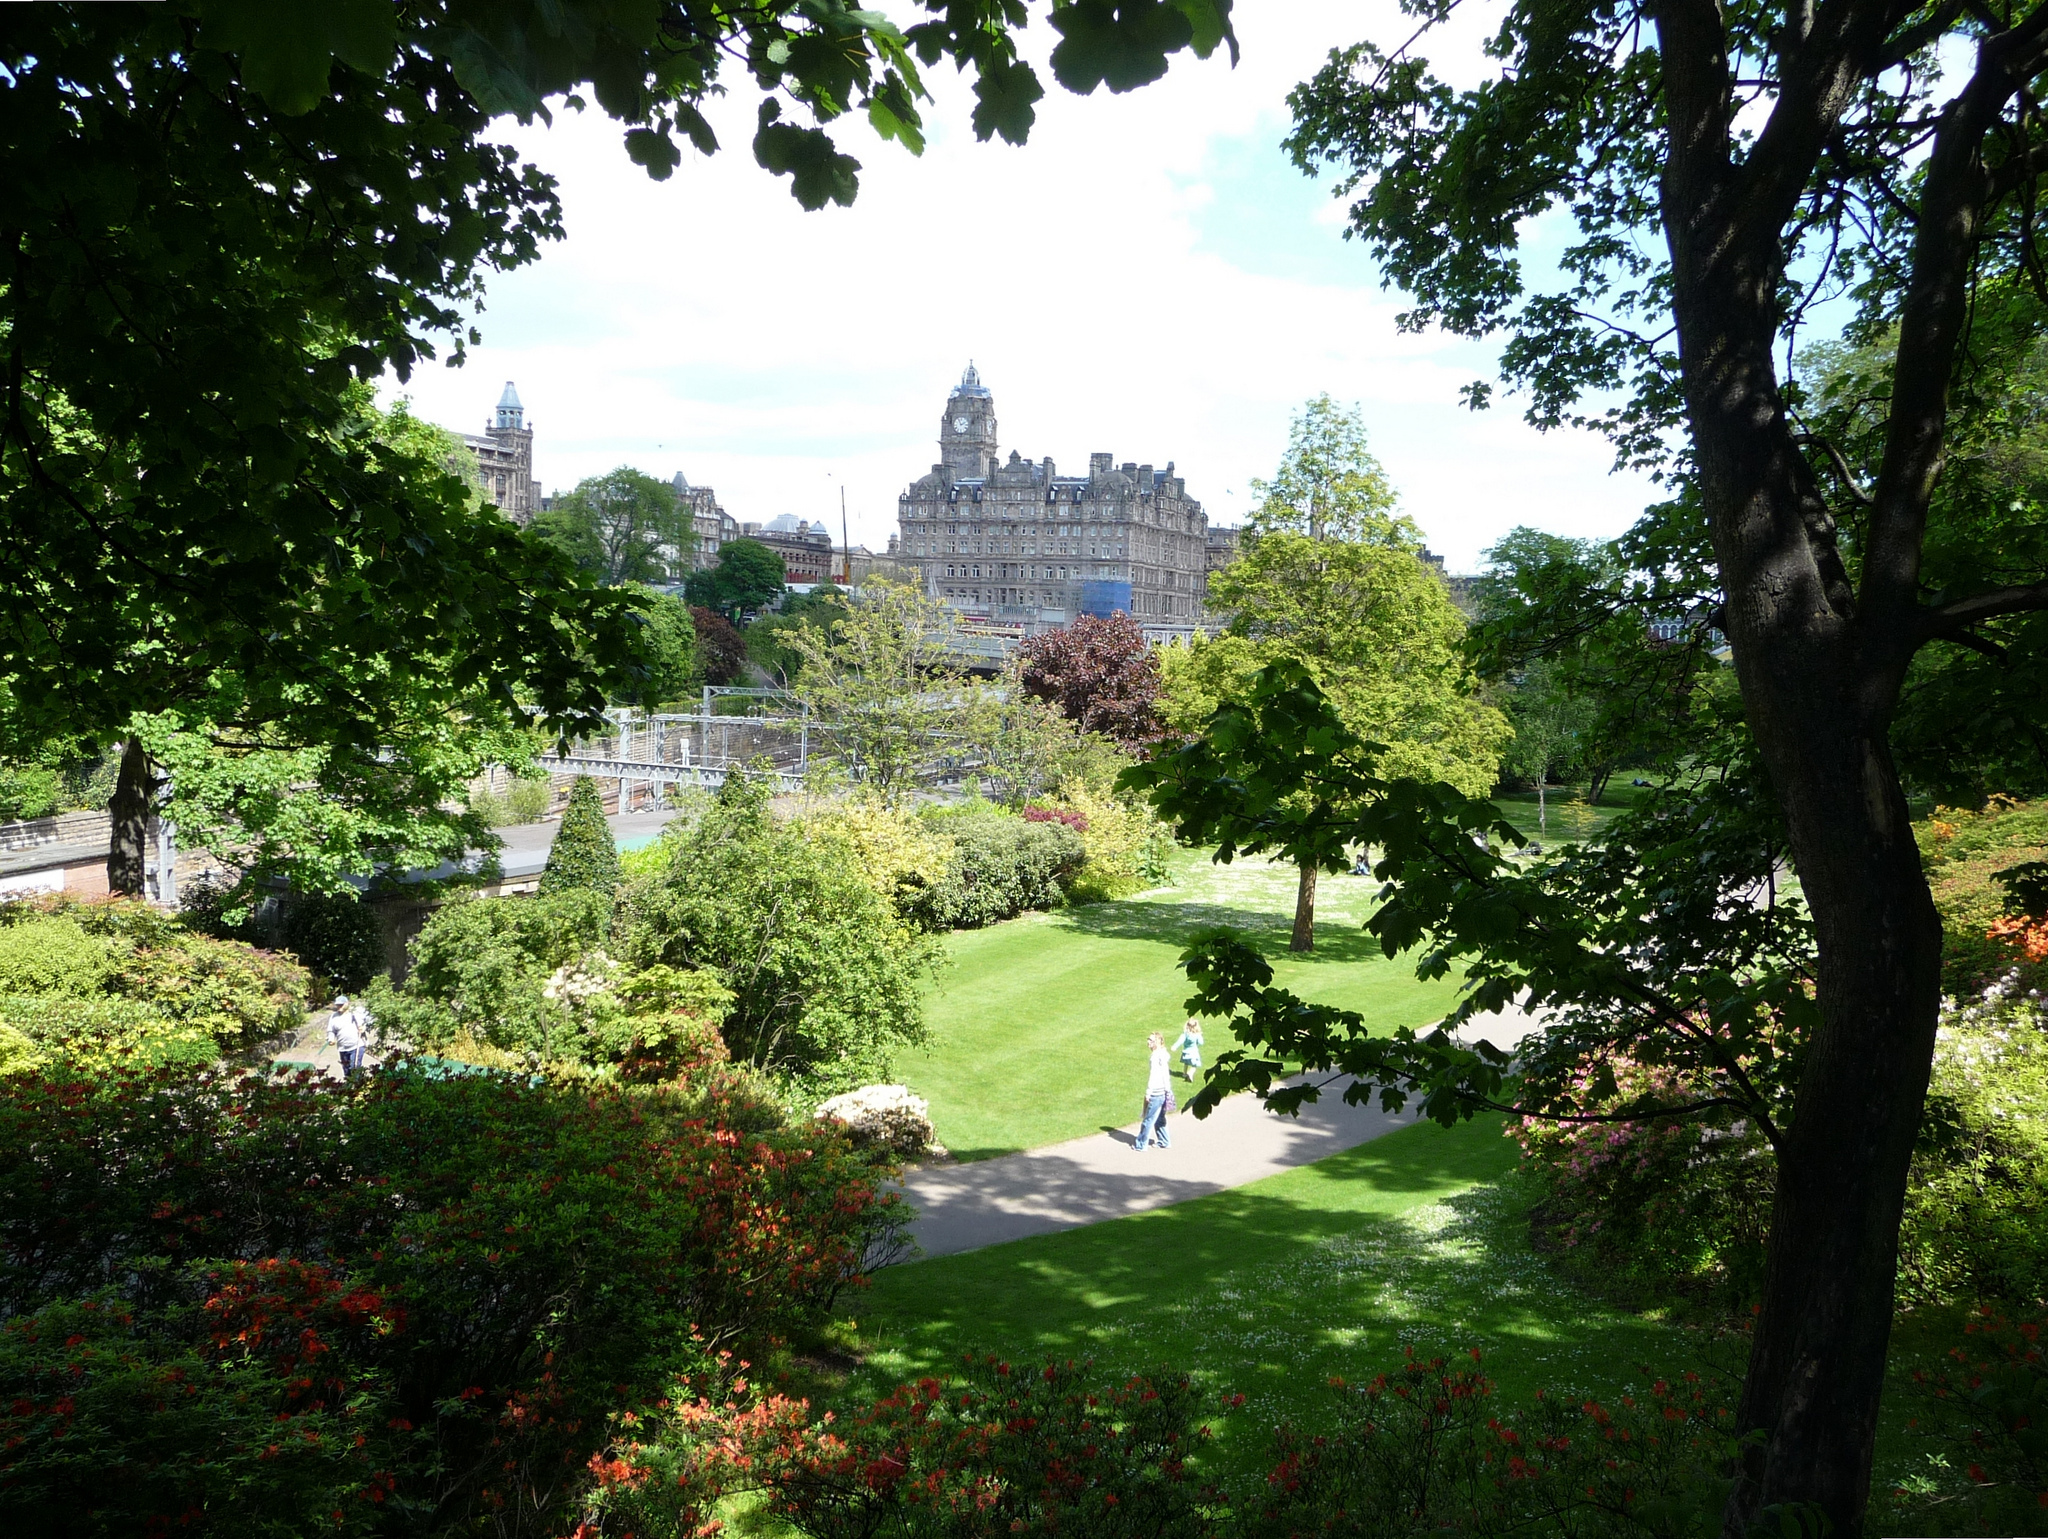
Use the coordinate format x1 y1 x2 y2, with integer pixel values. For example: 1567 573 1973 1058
845 1117 1690 1478
907 848 1467 1159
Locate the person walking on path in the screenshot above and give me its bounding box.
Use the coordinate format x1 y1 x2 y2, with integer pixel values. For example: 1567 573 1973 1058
327 994 367 1081
1134 1032 1173 1152
1173 1017 1205 1082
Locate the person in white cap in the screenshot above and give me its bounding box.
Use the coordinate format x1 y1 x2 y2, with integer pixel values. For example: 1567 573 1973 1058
327 994 366 1081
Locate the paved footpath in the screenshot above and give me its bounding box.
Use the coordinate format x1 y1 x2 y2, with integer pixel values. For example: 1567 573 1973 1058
898 1002 1541 1259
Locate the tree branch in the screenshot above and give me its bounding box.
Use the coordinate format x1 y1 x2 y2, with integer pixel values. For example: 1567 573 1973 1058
1793 431 1875 504
1862 16 2048 626
1917 580 2048 633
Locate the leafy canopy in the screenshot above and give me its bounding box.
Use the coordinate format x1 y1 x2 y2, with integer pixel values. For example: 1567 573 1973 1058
1016 612 1165 749
1168 448 1505 798
0 0 1232 825
532 468 696 587
687 539 790 620
1247 394 1399 541
1128 662 1814 1145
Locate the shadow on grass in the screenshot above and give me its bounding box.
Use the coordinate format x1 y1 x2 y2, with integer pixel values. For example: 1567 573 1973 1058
1056 899 1391 966
854 1119 1690 1461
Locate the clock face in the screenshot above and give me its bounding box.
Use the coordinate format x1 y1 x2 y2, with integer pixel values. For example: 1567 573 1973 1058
952 415 969 432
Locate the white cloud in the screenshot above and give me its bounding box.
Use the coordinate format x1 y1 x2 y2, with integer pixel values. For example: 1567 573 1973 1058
385 0 1658 570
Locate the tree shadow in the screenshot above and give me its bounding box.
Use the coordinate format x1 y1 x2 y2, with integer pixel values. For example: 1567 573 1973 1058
1056 901 1391 967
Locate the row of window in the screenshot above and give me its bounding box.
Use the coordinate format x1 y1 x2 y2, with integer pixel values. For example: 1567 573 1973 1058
935 588 1193 617
902 499 1202 528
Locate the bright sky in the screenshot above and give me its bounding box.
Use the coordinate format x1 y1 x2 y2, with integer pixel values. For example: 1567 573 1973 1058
384 1 1662 572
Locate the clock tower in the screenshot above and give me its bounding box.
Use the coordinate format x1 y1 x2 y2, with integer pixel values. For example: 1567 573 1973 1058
939 362 999 481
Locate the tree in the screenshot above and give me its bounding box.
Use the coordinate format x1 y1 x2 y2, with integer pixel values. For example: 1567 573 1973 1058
0 3 1232 892
686 538 788 620
1279 12 2048 1526
1016 612 1165 749
1495 657 1595 834
532 469 693 586
540 777 622 897
1470 526 1715 810
690 607 749 688
628 587 700 707
747 584 848 683
1246 394 1400 541
625 770 939 1097
1162 460 1505 949
787 579 977 802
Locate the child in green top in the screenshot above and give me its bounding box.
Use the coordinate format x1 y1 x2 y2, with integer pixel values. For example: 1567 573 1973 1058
1173 1018 1205 1082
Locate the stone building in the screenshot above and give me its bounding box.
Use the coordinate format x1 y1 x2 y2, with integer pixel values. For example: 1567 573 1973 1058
670 472 738 570
462 382 541 522
895 365 1219 624
742 514 835 585
1205 524 1241 575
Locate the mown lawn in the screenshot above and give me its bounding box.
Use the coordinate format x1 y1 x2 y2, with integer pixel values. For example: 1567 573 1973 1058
905 848 1468 1159
840 1116 1694 1481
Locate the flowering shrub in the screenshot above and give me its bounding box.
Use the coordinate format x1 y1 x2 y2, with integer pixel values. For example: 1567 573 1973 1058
1023 804 1089 832
1043 782 1174 903
629 779 940 1099
0 913 118 995
365 887 612 1058
814 1083 938 1158
584 1354 1209 1539
0 1265 407 1535
1232 1349 1734 1538
1519 984 2048 1312
1877 1306 2048 1534
1511 1057 1774 1307
1897 980 2048 1305
579 1350 1739 1539
0 994 220 1076
1917 797 2048 994
0 1063 907 1535
804 796 956 926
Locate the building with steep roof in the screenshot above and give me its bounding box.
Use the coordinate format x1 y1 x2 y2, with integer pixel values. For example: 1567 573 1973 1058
895 365 1221 626
461 382 541 522
670 471 737 570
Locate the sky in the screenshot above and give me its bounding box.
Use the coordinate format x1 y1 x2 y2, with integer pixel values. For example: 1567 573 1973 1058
383 1 1665 572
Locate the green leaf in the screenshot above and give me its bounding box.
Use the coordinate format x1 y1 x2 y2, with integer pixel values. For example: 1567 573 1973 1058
196 0 397 115
1170 0 1236 61
971 56 1044 145
624 125 682 179
867 75 928 154
754 108 862 209
1048 0 1196 96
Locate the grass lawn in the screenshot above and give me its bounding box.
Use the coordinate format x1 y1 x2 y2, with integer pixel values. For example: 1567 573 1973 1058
839 1116 1693 1481
1488 783 1649 843
906 848 1468 1159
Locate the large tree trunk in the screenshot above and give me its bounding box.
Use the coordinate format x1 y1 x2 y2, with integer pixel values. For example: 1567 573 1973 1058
106 738 155 897
1722 641 1940 1533
1670 273 1945 1539
1651 21 1968 1532
1289 859 1315 952
1679 345 1943 1539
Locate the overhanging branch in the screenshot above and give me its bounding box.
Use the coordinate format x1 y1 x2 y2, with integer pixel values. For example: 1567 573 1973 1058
1917 581 2048 634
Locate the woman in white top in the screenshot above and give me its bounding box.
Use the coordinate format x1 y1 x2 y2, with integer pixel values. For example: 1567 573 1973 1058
327 994 368 1081
1134 1032 1173 1152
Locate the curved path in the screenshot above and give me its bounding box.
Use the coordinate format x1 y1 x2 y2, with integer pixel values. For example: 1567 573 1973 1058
898 1003 1541 1259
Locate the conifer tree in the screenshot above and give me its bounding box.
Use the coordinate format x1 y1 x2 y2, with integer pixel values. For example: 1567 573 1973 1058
539 777 621 896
